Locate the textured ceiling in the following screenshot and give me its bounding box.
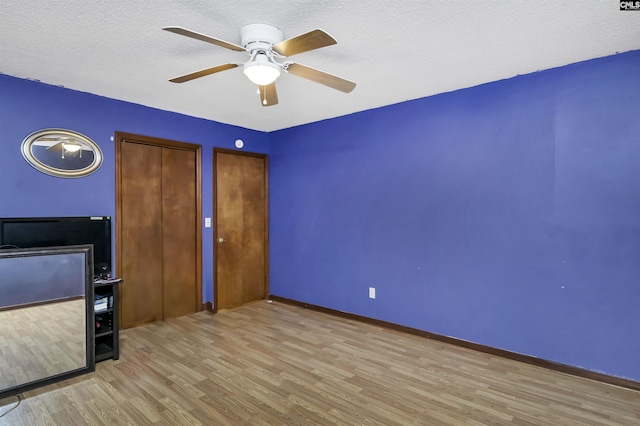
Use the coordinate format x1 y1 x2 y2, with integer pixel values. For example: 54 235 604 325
1 1 639 132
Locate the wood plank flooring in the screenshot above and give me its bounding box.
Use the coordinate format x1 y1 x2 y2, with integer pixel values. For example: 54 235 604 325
1 301 639 425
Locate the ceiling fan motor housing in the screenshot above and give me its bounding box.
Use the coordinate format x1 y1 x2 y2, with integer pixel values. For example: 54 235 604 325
240 24 284 53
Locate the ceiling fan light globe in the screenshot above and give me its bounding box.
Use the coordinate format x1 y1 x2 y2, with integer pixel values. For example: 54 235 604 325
243 61 280 86
62 142 82 152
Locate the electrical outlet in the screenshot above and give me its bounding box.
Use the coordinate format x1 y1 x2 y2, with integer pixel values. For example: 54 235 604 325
369 287 376 299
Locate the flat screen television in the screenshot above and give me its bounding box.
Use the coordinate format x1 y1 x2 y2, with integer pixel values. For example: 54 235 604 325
0 216 111 277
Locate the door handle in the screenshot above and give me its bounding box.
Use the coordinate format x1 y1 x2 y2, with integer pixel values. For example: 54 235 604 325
217 237 226 244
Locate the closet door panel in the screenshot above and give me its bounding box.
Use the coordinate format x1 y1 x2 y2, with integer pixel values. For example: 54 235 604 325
162 147 198 319
120 141 164 328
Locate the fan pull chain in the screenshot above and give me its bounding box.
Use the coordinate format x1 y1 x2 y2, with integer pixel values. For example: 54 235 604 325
257 87 267 105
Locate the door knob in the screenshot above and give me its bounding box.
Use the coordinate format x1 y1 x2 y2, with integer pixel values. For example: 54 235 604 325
217 237 226 244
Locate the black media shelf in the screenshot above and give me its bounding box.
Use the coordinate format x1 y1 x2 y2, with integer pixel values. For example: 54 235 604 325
94 278 122 362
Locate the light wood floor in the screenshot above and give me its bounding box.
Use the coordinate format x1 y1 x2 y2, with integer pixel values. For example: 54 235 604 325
1 301 638 425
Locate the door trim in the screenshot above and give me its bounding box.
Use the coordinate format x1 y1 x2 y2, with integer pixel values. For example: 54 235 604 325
213 148 269 313
115 132 203 317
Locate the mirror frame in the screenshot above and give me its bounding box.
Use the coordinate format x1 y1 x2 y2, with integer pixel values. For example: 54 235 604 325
0 245 95 399
21 128 103 178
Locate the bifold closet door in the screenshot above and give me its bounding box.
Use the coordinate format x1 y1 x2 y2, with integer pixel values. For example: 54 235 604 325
118 136 200 329
161 147 197 319
120 142 164 327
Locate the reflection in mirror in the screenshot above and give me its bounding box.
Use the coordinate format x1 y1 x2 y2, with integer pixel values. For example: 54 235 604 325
0 246 94 399
21 129 103 178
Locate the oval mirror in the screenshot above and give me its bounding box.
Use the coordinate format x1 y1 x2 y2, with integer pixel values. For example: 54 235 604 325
21 129 103 178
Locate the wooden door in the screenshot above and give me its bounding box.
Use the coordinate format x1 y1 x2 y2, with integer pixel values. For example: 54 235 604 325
161 147 198 319
120 141 164 326
117 133 202 328
214 150 268 311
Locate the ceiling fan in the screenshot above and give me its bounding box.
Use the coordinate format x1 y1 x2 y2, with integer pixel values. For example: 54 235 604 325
34 136 84 158
163 24 356 107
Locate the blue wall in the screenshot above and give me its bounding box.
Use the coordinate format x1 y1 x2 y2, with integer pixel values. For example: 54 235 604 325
2 50 639 382
0 74 269 302
269 50 640 381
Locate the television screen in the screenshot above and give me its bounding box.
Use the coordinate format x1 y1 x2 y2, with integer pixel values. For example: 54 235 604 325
0 216 111 277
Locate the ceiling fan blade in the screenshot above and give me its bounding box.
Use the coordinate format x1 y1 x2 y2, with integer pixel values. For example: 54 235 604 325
46 142 63 151
259 83 278 107
163 27 245 52
286 63 356 93
272 29 336 57
169 64 238 83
